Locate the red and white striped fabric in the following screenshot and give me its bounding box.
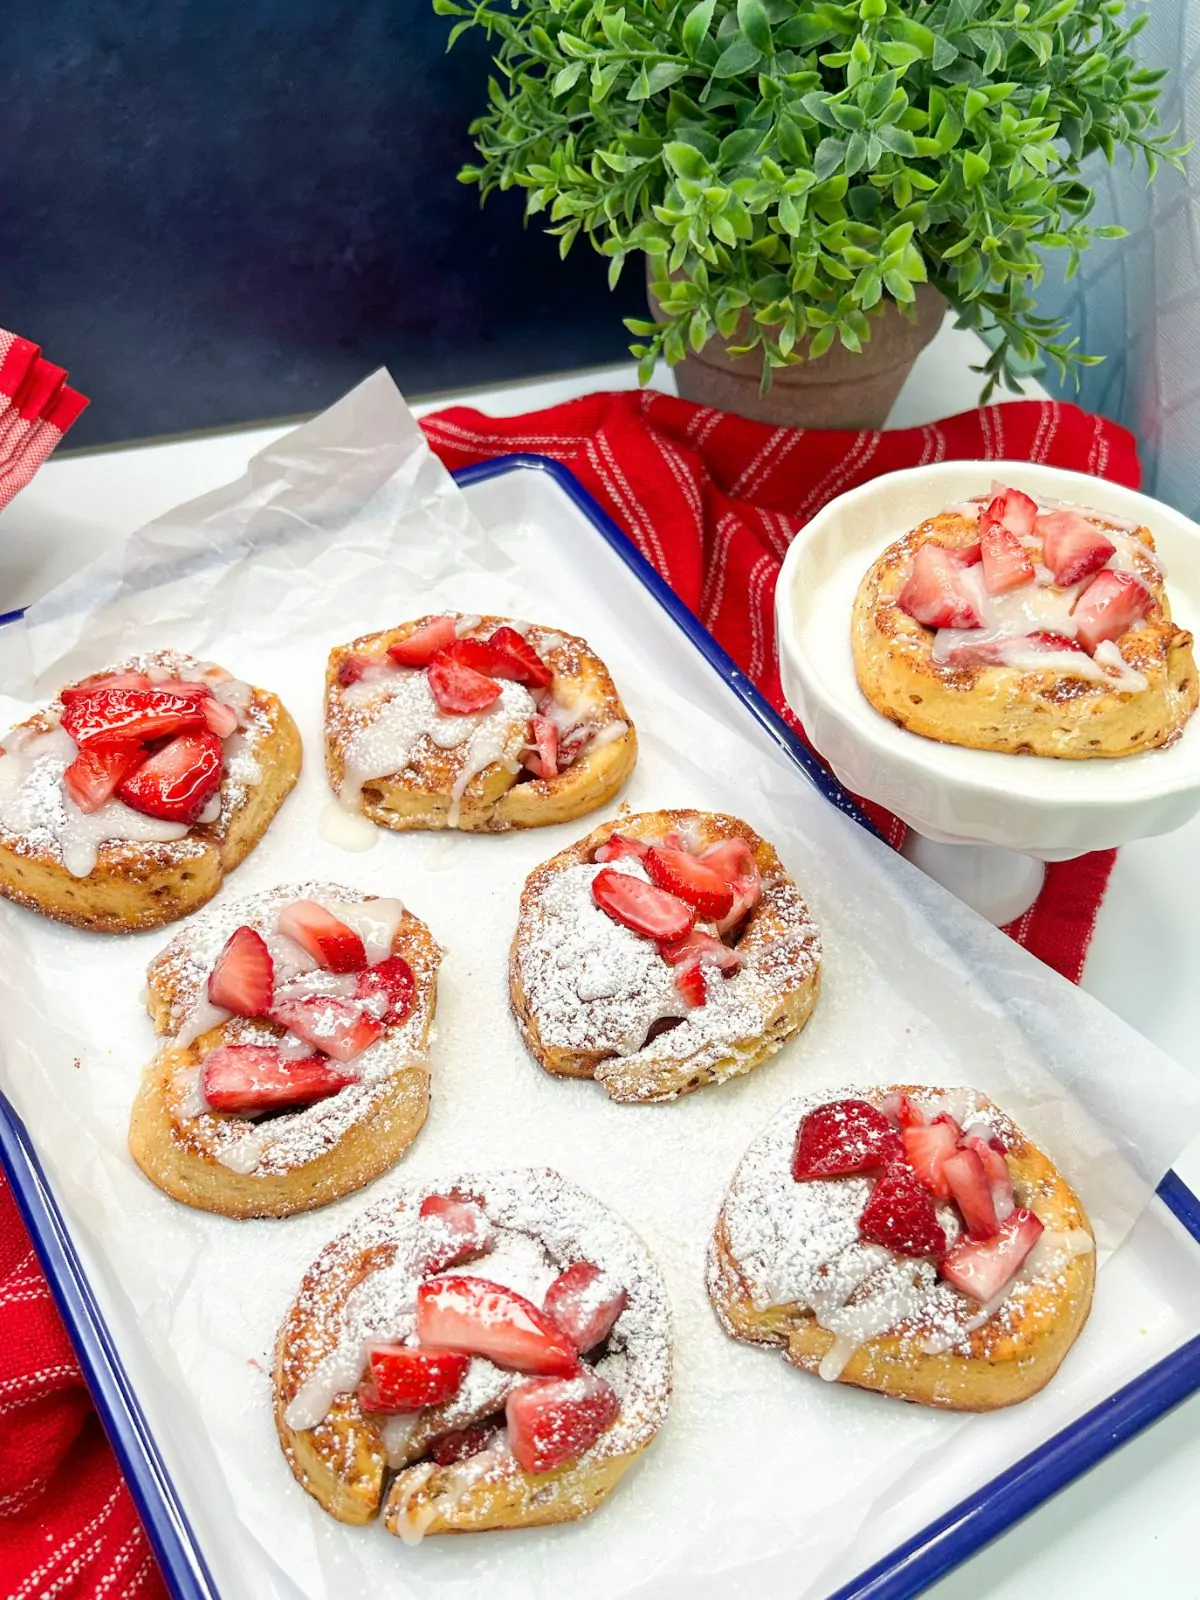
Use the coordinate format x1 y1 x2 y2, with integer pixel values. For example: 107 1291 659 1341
0 329 88 513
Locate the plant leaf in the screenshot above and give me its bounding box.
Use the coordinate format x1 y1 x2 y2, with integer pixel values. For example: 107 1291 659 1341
682 0 717 58
711 36 762 78
736 0 773 55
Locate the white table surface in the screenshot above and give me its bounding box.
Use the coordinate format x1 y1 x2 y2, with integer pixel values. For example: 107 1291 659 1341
2 322 1197 1600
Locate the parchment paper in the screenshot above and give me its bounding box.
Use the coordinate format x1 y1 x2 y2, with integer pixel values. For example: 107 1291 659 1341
1 371 1198 1600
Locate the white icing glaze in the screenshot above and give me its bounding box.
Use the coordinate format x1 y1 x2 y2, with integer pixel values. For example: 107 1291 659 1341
317 800 380 852
321 897 404 964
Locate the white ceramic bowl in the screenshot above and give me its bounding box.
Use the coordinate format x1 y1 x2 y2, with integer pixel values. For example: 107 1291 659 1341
775 460 1200 863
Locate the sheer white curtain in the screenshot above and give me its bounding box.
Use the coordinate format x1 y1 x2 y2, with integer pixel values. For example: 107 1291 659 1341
1035 2 1200 514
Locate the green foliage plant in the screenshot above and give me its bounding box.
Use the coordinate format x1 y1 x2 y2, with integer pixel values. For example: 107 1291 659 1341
434 0 1183 398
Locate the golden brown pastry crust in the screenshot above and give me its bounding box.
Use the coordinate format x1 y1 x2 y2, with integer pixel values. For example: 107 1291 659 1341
509 809 822 1104
324 615 636 832
129 892 439 1219
852 511 1198 758
0 672 301 933
273 1169 672 1534
708 1086 1095 1412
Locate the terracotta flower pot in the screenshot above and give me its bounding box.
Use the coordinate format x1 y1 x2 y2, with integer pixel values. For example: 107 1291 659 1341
646 260 946 430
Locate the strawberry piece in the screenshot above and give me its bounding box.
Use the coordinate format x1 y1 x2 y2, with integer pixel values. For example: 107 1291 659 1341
428 1423 501 1466
1072 570 1152 655
962 1134 1015 1222
419 1193 495 1270
439 637 518 678
1025 630 1086 653
882 1092 924 1129
941 1208 1044 1302
64 670 152 696
60 686 209 747
63 744 144 814
524 713 559 780
486 626 552 689
792 1100 904 1182
674 962 707 1008
942 1147 998 1238
699 838 762 936
361 1346 470 1412
901 1120 959 1199
506 1368 619 1474
277 900 367 973
543 1262 627 1353
644 845 735 920
953 542 983 567
593 833 648 863
417 1277 579 1376
986 486 1039 539
200 1044 354 1114
859 1163 947 1259
200 696 239 738
269 994 383 1062
1036 510 1115 587
355 955 416 1024
207 926 274 1016
897 543 983 629
336 654 372 688
591 868 694 942
387 616 458 668
657 929 740 973
117 729 224 823
427 652 502 714
980 519 1035 595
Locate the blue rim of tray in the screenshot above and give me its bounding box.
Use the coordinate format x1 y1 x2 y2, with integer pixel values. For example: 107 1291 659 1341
0 449 1197 1600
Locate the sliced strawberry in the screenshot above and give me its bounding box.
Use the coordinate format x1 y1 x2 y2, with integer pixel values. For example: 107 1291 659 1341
439 637 519 678
902 1120 959 1200
882 1091 925 1129
644 845 734 920
428 1423 501 1467
506 1368 619 1474
61 686 209 747
63 670 153 696
980 519 1035 595
962 1134 1015 1223
1036 510 1115 587
657 929 740 973
207 926 274 1017
941 1208 1044 1302
1072 570 1152 655
427 652 503 714
360 1346 470 1412
1025 630 1086 653
543 1262 628 1353
591 868 694 943
117 729 224 823
698 838 763 936
942 1147 998 1238
593 833 649 863
336 654 373 688
792 1100 904 1182
269 994 383 1062
387 616 458 668
897 543 983 630
200 697 239 738
674 962 707 1008
524 713 559 780
63 744 144 814
954 542 983 567
200 1044 354 1114
417 1277 579 1376
355 955 416 1024
986 486 1039 538
419 1193 496 1271
859 1163 947 1259
277 900 367 974
486 626 552 689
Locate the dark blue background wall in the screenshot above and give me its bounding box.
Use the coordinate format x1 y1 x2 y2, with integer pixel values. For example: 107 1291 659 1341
2 4 643 447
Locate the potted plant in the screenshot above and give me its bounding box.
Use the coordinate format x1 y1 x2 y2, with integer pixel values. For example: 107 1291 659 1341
434 0 1180 429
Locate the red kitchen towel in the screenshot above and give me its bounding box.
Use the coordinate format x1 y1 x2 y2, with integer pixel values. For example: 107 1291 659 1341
0 329 89 513
0 387 1133 1600
423 388 1134 982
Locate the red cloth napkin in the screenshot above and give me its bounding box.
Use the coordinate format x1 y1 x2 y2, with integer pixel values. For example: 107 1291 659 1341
0 329 89 512
423 389 1136 982
0 388 1136 1600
